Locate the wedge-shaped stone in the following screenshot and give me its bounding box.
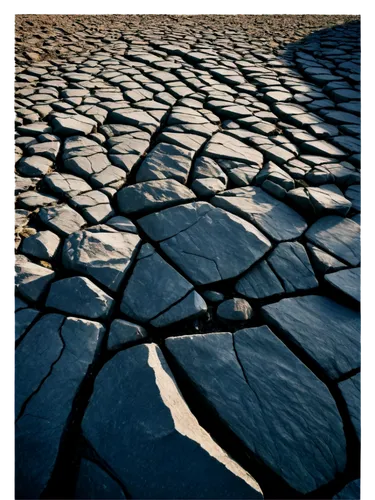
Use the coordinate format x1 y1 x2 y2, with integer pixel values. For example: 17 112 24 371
46 276 114 320
267 242 318 293
63 229 141 292
50 112 96 136
204 132 263 167
117 179 196 216
287 185 352 217
235 260 284 300
75 459 127 500
39 204 86 237
15 256 55 302
212 187 307 242
325 267 360 303
136 142 194 184
262 295 360 380
82 343 263 499
166 327 346 494
139 202 271 285
16 317 105 499
306 216 360 266
120 244 203 324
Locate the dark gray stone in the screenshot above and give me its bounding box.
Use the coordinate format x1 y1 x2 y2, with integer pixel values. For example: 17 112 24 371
46 276 114 320
75 459 127 499
212 187 307 242
16 317 105 499
262 295 360 380
139 201 271 285
120 245 203 324
325 267 360 303
307 243 347 274
15 256 55 302
39 204 86 237
333 479 360 500
82 343 263 499
117 179 196 216
217 298 253 322
235 260 284 300
20 230 60 261
306 216 360 266
267 242 318 293
287 185 352 217
166 327 346 494
136 142 194 184
338 373 360 441
150 291 207 328
62 229 141 292
15 308 39 342
107 319 148 351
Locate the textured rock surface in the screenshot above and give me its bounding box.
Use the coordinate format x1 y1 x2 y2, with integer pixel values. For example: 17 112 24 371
82 343 263 499
166 327 346 494
14 14 361 500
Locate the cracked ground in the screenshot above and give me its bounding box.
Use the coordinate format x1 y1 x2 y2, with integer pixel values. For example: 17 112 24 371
14 14 360 500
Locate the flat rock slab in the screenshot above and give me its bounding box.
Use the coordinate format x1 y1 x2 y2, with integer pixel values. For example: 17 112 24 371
325 267 360 303
46 276 114 320
107 319 148 350
139 201 271 285
306 216 360 266
50 112 97 136
235 260 285 300
75 459 127 499
117 179 196 216
62 229 141 292
21 230 60 261
204 132 263 167
15 257 55 302
267 241 318 293
338 373 360 441
70 190 114 224
82 343 263 499
287 185 352 217
166 327 346 494
16 313 65 419
120 244 206 325
136 142 194 184
39 204 86 237
16 317 105 499
261 295 360 380
212 186 307 242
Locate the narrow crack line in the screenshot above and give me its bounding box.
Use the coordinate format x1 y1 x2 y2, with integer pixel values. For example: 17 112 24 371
15 310 42 349
147 288 193 322
158 208 213 243
181 249 223 280
16 316 67 423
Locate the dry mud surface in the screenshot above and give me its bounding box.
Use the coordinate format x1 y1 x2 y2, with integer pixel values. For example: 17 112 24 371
15 14 360 500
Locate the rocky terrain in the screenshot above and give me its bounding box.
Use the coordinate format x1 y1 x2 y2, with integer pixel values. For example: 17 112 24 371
15 14 360 500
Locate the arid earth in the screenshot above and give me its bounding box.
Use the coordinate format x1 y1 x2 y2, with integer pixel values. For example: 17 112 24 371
15 14 360 500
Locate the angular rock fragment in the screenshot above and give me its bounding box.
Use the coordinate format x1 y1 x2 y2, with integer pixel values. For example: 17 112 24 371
287 185 352 217
39 204 86 237
235 260 285 300
306 215 360 266
338 373 360 441
107 319 148 351
16 317 105 498
50 112 97 136
46 276 114 319
333 479 360 500
62 229 141 292
166 327 346 494
136 142 194 184
325 267 360 304
212 186 307 242
117 179 196 216
15 308 39 342
82 343 263 499
15 256 55 302
262 295 360 380
20 230 60 261
139 202 271 285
